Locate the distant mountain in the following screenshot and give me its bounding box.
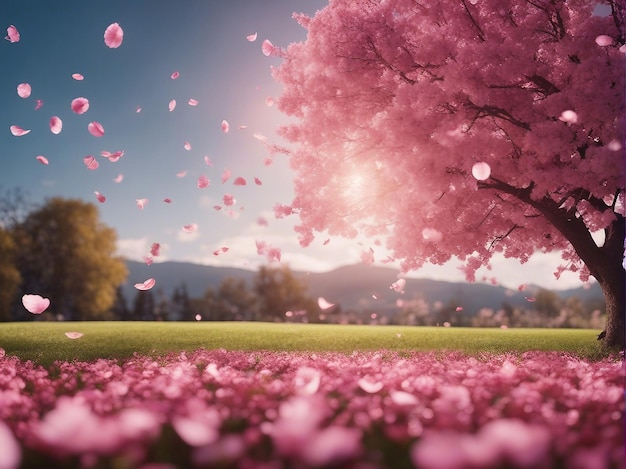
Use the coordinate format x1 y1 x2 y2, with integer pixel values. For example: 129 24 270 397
122 260 603 315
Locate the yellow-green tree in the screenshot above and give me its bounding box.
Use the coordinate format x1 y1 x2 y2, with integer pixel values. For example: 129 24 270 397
14 198 127 320
0 228 21 321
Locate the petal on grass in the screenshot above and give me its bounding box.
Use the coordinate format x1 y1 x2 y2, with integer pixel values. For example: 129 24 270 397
64 332 84 339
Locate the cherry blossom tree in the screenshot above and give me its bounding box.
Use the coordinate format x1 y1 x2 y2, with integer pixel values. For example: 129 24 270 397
271 0 625 348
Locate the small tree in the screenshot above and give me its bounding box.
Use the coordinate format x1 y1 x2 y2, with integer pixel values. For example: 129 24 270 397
271 0 625 348
0 228 20 321
14 198 127 320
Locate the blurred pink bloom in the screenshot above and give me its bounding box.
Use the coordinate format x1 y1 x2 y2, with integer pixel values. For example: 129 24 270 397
221 120 229 133
471 162 491 181
0 420 21 469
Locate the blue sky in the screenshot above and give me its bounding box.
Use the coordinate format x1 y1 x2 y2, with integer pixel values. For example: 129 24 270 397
1 0 589 291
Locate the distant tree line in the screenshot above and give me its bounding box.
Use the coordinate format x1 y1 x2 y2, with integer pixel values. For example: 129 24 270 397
0 191 605 328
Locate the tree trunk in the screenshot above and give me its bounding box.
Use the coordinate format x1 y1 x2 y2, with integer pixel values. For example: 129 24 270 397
598 264 625 350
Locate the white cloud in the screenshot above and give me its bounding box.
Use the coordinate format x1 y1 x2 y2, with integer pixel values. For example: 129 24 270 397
116 237 149 261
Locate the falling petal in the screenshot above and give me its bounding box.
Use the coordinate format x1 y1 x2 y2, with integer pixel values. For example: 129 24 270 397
83 156 99 170
136 199 148 210
197 175 210 189
72 73 84 80
261 39 274 56
169 99 176 112
239 125 248 129
253 132 268 143
35 99 43 110
213 247 229 256
188 98 198 106
88 121 105 137
36 155 49 165
246 32 257 42
64 332 84 339
525 296 536 302
10 125 30 136
595 35 613 46
71 97 89 114
136 106 142 113
204 156 212 166
94 191 106 203
559 110 578 124
195 314 202 321
390 278 406 293
221 169 231 183
22 294 50 314
361 248 375 265
144 256 153 265
49 116 62 134
518 284 527 291
171 71 180 79
113 174 124 183
221 120 229 133
233 176 247 186
318 297 335 310
254 177 263 185
456 306 463 312
471 162 491 181
266 247 281 263
184 141 191 151
5 25 19 42
163 198 172 203
150 243 161 257
182 223 198 233
101 150 124 162
104 22 123 48
223 194 236 206
176 170 187 178
17 83 31 98
265 96 275 107
257 217 268 226
134 278 156 291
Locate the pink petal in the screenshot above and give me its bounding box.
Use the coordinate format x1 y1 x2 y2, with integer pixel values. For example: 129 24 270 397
163 198 172 203
559 110 578 124
171 71 180 80
71 97 90 114
35 99 43 110
595 35 613 46
182 223 198 233
265 96 274 107
88 121 105 137
94 191 106 203
22 294 50 314
525 296 536 302
246 32 257 42
64 332 84 339
358 378 384 393
17 83 31 98
83 156 99 170
101 150 124 162
261 39 274 56
36 155 49 165
0 420 21 469
456 306 464 311
136 106 142 113
197 175 210 189
150 243 161 257
390 278 406 293
104 22 124 48
5 25 19 43
221 120 229 133
203 156 212 166
266 247 281 263
184 141 192 151
213 247 229 256
169 99 176 112
233 176 247 186
317 297 335 310
176 170 187 178
113 174 124 183
136 198 148 210
10 125 30 136
253 132 268 143
471 162 491 181
72 73 84 80
144 256 153 265
254 177 263 185
134 278 156 291
221 169 231 183
49 116 62 134
188 98 198 106
223 194 236 206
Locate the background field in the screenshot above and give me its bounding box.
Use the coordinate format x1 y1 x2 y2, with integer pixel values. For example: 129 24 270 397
0 322 606 367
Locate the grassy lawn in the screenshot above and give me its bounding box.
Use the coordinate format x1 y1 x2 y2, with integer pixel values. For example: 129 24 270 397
0 321 606 367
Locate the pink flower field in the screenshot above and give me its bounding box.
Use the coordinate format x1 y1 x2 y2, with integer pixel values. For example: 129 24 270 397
0 349 623 468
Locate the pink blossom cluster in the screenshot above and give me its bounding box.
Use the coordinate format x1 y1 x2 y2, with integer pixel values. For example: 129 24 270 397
0 350 623 468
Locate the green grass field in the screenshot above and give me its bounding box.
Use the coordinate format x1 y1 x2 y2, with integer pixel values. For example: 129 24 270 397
0 321 607 367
